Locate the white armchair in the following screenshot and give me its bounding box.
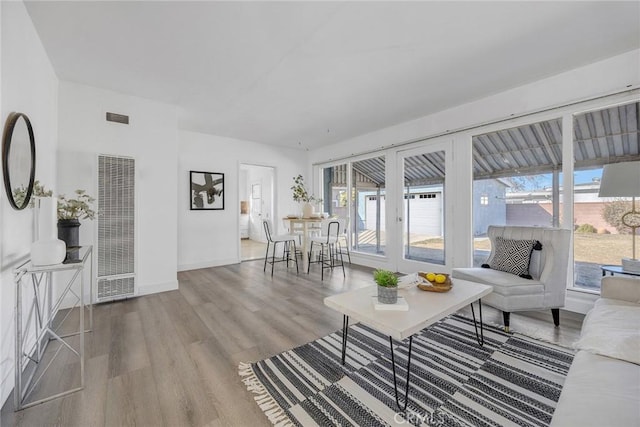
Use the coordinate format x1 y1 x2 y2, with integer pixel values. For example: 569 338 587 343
452 225 571 331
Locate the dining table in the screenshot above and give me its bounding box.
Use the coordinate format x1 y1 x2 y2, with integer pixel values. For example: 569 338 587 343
283 217 323 270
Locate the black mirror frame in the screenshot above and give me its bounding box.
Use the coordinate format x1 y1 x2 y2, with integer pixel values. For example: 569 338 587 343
2 112 36 210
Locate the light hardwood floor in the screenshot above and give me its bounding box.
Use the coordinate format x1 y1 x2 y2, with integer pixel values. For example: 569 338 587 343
240 238 267 261
1 261 584 426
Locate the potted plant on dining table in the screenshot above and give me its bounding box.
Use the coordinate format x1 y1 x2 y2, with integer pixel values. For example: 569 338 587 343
291 174 321 218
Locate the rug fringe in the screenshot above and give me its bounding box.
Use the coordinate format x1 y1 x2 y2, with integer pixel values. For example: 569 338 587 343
238 362 294 427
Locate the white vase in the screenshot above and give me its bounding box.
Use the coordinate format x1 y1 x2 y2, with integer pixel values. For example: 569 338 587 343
31 239 66 266
302 202 314 218
31 197 67 266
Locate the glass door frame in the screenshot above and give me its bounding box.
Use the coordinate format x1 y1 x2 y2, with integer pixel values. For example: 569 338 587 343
394 138 454 273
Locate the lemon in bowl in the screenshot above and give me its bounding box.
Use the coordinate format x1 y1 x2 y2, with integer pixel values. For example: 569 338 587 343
425 272 436 282
434 274 447 284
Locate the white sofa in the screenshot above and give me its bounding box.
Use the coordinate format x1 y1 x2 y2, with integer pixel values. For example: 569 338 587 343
551 276 640 427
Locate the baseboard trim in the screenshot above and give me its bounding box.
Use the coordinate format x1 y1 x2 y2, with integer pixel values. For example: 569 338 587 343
564 289 598 314
137 280 179 296
177 258 239 272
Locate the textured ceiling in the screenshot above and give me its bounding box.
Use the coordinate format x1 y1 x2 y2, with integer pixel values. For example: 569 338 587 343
24 1 640 149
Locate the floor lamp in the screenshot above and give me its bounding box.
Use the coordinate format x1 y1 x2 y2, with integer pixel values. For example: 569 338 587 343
598 161 640 273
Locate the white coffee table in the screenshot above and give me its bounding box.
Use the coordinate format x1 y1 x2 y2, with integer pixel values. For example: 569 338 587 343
324 278 492 410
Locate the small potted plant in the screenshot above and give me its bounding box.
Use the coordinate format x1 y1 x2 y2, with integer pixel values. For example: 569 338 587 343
57 189 97 249
373 269 399 304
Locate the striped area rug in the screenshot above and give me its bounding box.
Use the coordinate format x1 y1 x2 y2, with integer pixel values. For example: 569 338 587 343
239 315 574 426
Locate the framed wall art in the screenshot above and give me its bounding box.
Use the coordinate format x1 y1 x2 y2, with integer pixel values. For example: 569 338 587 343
190 171 224 210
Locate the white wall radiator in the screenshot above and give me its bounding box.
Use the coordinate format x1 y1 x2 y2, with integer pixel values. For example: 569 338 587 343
97 155 136 301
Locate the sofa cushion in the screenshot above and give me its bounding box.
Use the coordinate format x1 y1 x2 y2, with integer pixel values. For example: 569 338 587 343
550 350 640 427
488 236 537 277
575 301 640 364
453 267 543 296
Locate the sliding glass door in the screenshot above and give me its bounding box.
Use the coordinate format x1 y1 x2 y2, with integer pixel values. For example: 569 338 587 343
320 156 387 257
396 141 451 272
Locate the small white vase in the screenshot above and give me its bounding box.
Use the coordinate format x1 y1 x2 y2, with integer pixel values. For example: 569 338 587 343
302 202 314 218
31 239 66 266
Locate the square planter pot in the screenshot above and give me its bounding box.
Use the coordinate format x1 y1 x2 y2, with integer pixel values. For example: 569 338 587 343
377 285 398 304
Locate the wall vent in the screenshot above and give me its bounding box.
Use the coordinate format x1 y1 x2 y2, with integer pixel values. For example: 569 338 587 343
106 112 129 124
97 155 135 301
98 277 135 300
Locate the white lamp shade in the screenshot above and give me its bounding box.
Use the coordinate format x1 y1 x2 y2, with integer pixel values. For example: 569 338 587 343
598 161 640 198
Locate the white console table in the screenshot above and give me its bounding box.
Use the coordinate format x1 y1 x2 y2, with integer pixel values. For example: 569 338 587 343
13 246 93 410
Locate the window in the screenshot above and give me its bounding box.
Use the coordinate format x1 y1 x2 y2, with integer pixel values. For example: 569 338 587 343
572 102 640 292
472 118 563 266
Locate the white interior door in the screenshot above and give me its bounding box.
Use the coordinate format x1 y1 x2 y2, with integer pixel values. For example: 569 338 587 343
245 165 275 242
249 181 264 241
395 140 452 273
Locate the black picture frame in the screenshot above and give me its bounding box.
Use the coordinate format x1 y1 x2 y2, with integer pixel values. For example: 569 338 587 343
190 171 224 210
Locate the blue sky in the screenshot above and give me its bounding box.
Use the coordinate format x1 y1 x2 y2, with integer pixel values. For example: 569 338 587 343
512 168 603 190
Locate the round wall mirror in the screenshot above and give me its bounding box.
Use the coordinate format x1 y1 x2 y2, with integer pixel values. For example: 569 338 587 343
2 112 36 210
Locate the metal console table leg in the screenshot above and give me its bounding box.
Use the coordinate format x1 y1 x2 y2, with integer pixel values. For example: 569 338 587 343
13 246 92 411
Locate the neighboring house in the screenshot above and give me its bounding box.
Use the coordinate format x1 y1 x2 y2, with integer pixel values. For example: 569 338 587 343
473 179 509 236
504 179 619 233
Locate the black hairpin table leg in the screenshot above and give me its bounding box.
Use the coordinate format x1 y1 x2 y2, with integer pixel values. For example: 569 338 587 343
341 315 349 365
389 335 413 411
470 298 485 346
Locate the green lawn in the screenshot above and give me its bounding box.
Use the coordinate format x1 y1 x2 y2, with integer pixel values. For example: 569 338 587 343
413 233 634 265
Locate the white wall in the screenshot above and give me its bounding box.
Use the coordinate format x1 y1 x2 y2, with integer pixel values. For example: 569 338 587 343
0 0 59 407
57 81 179 296
178 130 307 271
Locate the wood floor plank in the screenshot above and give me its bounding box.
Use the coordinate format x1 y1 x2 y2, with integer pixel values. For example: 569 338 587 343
188 339 269 426
136 295 219 426
105 367 164 427
159 291 213 345
107 310 150 378
56 354 109 427
192 302 253 356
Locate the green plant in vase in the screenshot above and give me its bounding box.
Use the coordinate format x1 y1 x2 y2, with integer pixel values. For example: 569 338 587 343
373 269 399 304
291 174 322 217
57 190 97 220
57 190 97 250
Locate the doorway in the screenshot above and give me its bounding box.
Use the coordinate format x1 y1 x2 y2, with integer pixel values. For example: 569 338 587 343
239 164 275 261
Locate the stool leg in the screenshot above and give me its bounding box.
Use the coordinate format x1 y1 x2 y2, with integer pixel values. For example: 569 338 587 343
271 241 277 276
263 241 270 272
293 240 299 273
320 243 325 281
